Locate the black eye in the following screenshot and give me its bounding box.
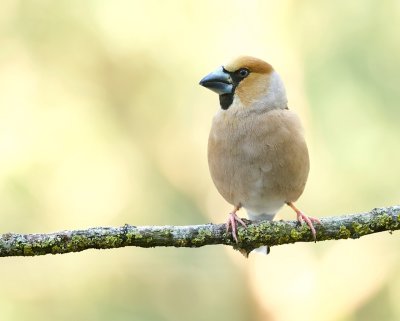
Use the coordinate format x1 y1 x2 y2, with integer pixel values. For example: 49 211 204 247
238 68 250 78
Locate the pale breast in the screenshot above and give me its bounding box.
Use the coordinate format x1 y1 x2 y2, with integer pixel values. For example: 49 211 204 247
208 108 309 214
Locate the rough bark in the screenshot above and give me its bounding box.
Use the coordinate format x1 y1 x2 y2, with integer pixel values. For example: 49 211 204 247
0 206 398 257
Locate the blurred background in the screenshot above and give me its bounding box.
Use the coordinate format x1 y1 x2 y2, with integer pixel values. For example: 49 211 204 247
0 0 399 320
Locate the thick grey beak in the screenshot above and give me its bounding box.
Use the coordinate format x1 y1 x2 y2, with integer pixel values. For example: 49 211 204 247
199 66 233 95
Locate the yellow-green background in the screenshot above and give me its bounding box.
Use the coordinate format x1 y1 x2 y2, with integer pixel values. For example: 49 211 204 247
0 1 399 320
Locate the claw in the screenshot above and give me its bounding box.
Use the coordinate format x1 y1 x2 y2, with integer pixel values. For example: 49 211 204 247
287 202 321 241
226 205 247 242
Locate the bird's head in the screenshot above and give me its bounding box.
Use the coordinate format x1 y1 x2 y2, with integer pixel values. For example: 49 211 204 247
199 56 287 111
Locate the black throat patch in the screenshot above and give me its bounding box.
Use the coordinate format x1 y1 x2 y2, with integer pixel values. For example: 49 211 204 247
219 93 234 110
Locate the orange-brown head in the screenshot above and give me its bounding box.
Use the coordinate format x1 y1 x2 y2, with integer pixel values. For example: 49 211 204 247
200 56 287 111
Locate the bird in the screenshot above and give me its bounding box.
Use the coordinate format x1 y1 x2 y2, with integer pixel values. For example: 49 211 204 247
199 56 320 253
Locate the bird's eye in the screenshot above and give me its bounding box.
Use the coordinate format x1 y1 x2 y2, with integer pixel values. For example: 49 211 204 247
238 68 250 78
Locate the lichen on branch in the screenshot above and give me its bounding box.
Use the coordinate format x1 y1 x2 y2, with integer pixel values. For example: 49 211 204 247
0 206 399 257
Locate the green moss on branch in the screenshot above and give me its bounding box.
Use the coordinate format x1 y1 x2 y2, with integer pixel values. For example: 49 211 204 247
0 206 398 257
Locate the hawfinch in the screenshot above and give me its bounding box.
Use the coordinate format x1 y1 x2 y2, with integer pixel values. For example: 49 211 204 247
200 56 320 252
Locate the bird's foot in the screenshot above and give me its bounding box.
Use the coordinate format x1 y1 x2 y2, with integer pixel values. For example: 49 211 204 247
287 202 321 241
296 212 321 241
226 206 247 243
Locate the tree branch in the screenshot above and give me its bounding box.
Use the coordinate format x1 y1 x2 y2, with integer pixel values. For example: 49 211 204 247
0 206 399 257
